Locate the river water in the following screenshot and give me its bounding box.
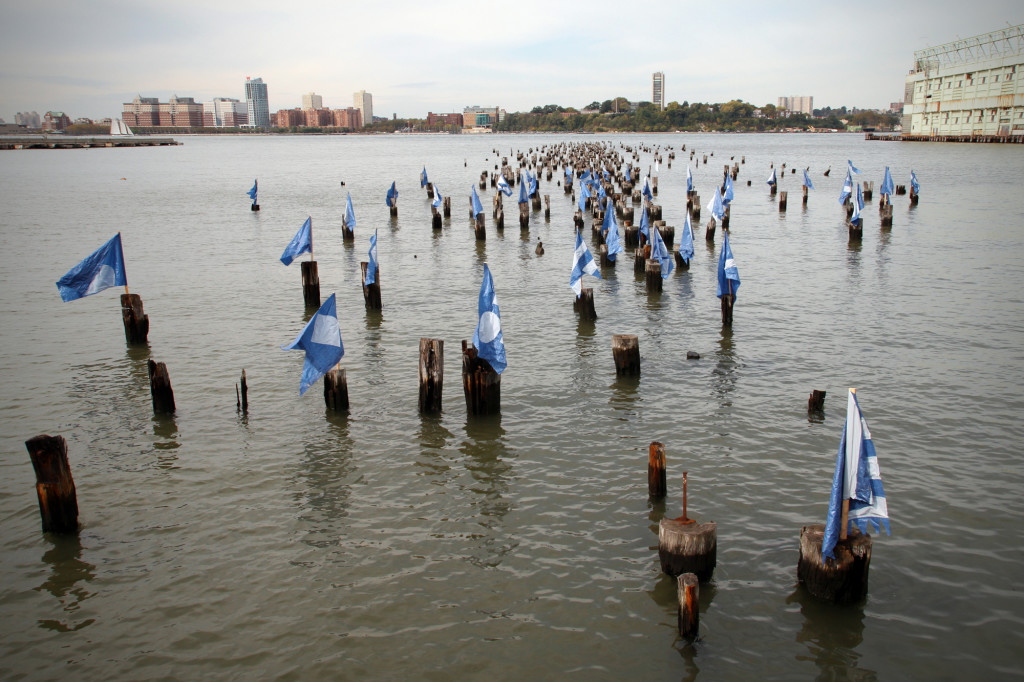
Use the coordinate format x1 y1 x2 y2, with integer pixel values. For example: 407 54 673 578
1 132 1022 680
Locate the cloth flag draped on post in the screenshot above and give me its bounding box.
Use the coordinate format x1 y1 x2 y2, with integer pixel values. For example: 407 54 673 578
850 184 863 227
247 179 258 206
471 186 484 217
677 213 694 265
848 159 860 175
639 204 651 240
880 166 894 199
803 170 815 190
56 233 127 302
527 171 538 196
821 389 890 562
473 264 507 374
708 188 726 223
420 167 429 187
910 170 920 195
365 230 378 285
766 168 777 186
344 193 356 233
570 227 601 296
432 183 443 209
496 174 513 197
280 217 313 266
650 225 674 279
642 176 653 202
625 164 632 183
723 175 734 205
281 293 344 396
839 170 853 205
385 181 398 208
578 182 591 212
518 176 529 204
716 232 740 299
686 166 693 193
565 166 573 182
604 209 624 262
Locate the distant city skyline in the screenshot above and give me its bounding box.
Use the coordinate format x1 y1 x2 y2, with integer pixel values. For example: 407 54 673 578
1 0 1020 122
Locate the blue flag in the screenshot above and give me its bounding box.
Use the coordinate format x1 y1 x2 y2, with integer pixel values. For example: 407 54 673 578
604 210 624 262
723 174 734 205
280 216 312 266
247 179 258 205
639 204 650 240
420 166 428 187
365 230 378 285
910 170 920 195
518 176 529 204
496 174 513 196
686 165 693 193
56 233 127 302
580 169 592 184
344 192 356 233
822 389 890 562
650 225 674 279
281 293 344 395
642 176 653 202
386 181 398 208
677 213 694 264
432 183 443 209
473 264 507 374
839 169 853 206
850 184 863 227
625 164 632 183
596 183 606 200
565 166 573 181
570 227 601 296
526 170 537 196
708 188 725 223
471 185 484 217
716 232 740 299
578 182 590 212
880 166 894 198
848 159 860 175
803 170 814 190
766 168 777 186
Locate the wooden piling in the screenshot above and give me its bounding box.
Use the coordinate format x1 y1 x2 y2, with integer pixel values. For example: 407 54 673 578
575 287 597 321
659 516 717 580
648 441 666 498
721 293 734 326
677 573 699 641
475 213 486 241
236 369 248 413
361 261 382 310
432 208 442 230
301 260 321 308
443 196 451 218
120 293 149 345
779 191 788 212
624 225 639 249
147 359 175 414
808 389 826 414
705 218 716 243
612 334 640 376
691 195 701 221
544 194 550 220
849 223 863 242
645 259 662 292
462 340 500 415
881 204 893 228
519 204 529 230
634 247 647 274
599 244 616 269
797 524 872 604
418 338 444 414
25 435 79 534
802 184 808 206
323 368 349 412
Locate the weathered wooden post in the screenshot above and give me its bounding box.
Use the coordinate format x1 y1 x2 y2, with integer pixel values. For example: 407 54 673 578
808 389 826 414
236 369 248 413
881 204 893 228
779 191 788 212
301 261 321 308
705 218 716 243
721 291 734 325
677 573 700 641
519 203 529 230
863 181 874 201
634 247 647 274
443 196 451 218
624 224 639 248
475 213 486 241
25 435 79 534
597 244 613 269
419 338 444 414
659 472 717 581
849 221 863 242
120 293 149 345
648 441 666 498
432 207 442 230
462 340 500 415
147 359 175 414
612 334 640 375
797 524 872 604
721 205 730 230
658 223 675 248
575 288 597 321
691 194 701 221
645 259 662 292
802 184 809 206
544 194 550 220
426 182 434 199
323 368 349 411
360 261 382 311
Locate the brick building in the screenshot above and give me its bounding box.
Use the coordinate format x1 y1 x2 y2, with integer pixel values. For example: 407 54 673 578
42 111 71 132
426 112 464 127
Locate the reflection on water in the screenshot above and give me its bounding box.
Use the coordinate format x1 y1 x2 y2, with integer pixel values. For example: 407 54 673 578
712 327 736 406
788 588 874 680
294 413 356 549
151 412 180 469
459 414 515 568
35 535 96 633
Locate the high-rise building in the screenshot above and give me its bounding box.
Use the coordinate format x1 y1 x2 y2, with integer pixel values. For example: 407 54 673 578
302 92 323 110
777 96 813 115
15 111 41 128
204 98 249 127
353 90 373 127
652 72 665 111
245 77 271 129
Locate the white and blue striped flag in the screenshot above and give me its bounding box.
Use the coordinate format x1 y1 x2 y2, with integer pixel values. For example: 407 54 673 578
473 264 506 374
839 170 853 206
570 227 601 296
496 174 513 197
766 168 777 186
56 233 127 302
848 159 860 175
708 187 725 223
686 165 693 193
364 230 378 285
650 225 673 279
280 217 313 266
432 183 443 209
281 293 344 395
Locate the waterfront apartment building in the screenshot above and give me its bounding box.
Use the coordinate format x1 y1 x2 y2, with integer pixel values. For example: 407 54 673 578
42 111 71 132
273 107 362 129
245 77 271 129
777 96 813 115
903 24 1024 138
302 92 323 110
353 90 373 128
204 97 248 127
426 112 464 128
652 72 665 111
122 95 203 127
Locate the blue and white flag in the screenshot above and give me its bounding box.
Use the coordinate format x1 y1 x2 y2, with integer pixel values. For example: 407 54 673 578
518 175 529 204
850 183 863 227
280 216 313 266
642 176 653 202
848 159 860 175
604 210 624 262
596 183 606 200
716 231 740 299
247 179 258 205
650 225 674 279
821 389 890 562
496 173 513 196
56 233 127 302
766 168 777 186
471 185 484 217
420 166 428 187
910 170 920 195
880 166 894 199
578 181 590 212
686 165 693 193
803 170 815 190
385 181 398 207
580 169 592 185
281 293 344 396
677 213 694 265
625 164 632 183
639 204 650 240
432 183 443 209
602 169 610 181
344 192 356 233
601 198 617 238
365 230 378 285
473 264 507 374
723 174 734 205
839 169 853 206
570 227 601 296
527 170 538 196
565 165 573 181
708 188 725 223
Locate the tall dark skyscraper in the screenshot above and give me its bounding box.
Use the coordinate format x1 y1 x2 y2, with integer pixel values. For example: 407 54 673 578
244 77 270 129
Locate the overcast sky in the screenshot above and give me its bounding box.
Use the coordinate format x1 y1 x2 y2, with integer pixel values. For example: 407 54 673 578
1 0 1020 121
